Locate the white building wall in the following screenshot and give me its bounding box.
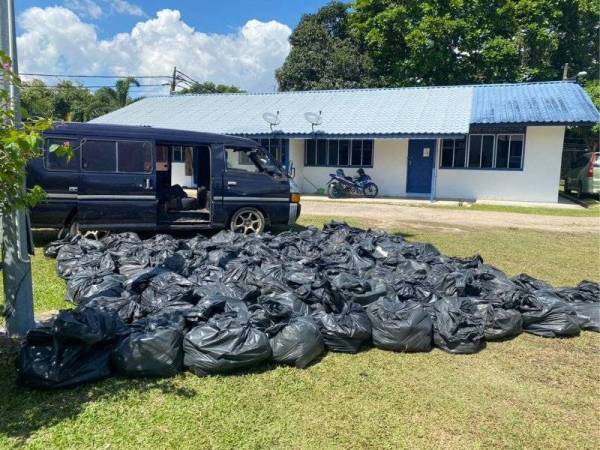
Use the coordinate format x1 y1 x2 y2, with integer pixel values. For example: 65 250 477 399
435 126 565 203
292 138 409 196
171 162 194 187
288 139 305 191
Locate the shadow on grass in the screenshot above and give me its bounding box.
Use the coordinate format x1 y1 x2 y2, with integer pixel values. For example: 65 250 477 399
32 229 59 248
0 357 198 443
0 354 287 442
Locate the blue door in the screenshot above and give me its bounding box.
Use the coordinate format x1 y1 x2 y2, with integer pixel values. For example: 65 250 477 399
406 139 436 194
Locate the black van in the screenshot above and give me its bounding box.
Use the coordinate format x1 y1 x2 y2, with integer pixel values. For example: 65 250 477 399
27 123 301 236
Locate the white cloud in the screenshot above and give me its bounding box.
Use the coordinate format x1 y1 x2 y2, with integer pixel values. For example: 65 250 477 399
108 0 145 17
17 7 291 93
64 0 103 19
63 0 145 19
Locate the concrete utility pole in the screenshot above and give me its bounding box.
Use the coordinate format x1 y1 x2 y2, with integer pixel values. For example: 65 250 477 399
1 0 35 337
170 66 177 94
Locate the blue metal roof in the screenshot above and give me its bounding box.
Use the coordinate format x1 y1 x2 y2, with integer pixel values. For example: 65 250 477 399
471 81 599 125
91 81 598 137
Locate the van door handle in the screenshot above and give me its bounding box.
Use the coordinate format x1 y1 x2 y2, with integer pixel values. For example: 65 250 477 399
227 181 238 186
68 186 78 193
144 179 152 190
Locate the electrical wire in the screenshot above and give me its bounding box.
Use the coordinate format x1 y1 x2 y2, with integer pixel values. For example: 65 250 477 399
20 73 171 79
19 69 200 93
21 83 170 89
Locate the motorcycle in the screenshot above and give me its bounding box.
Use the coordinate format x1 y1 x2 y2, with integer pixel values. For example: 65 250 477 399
326 169 379 198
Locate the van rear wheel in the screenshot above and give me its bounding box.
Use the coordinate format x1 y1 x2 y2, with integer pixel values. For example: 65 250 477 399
68 221 110 240
230 208 265 235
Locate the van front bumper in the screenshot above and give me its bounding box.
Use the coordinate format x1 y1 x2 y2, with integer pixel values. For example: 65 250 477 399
288 202 301 225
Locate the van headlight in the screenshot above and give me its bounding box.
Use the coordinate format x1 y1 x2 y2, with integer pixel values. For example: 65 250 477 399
290 193 301 203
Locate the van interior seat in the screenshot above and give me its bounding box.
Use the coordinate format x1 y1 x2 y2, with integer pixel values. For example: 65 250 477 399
162 184 199 211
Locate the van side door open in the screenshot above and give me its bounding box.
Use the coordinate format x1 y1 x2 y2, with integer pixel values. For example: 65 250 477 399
78 138 157 229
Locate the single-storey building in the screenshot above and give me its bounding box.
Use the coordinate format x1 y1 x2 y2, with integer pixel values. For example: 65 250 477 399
91 81 599 203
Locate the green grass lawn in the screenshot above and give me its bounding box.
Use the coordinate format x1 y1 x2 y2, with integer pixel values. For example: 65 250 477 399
435 201 600 217
1 219 599 449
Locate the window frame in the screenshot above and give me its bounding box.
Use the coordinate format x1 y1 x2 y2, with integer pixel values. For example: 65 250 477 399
81 138 154 174
439 133 526 171
440 137 467 169
304 139 374 168
224 146 263 174
257 138 289 164
44 136 81 172
467 134 495 169
172 146 184 162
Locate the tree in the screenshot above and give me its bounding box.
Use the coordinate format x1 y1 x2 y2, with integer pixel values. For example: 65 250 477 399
0 57 63 213
115 77 140 106
570 80 600 152
276 0 599 89
275 1 376 91
21 77 141 122
177 81 243 95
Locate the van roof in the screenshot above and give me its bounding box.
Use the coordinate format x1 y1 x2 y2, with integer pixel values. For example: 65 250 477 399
45 122 258 146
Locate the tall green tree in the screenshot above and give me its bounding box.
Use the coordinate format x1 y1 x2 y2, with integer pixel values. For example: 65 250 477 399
277 0 599 89
115 77 140 106
177 81 243 95
275 1 376 90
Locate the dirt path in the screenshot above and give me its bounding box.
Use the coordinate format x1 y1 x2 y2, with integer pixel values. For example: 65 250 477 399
301 200 600 233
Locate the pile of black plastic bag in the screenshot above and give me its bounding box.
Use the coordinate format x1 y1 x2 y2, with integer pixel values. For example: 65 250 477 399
18 222 599 389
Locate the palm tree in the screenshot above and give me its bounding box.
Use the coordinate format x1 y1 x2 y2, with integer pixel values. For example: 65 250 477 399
85 77 139 120
115 77 140 107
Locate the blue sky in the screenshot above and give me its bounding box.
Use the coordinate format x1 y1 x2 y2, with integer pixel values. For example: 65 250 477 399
16 1 328 36
15 1 329 93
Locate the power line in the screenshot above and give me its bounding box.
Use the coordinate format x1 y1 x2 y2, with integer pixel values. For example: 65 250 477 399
21 83 170 89
21 72 171 79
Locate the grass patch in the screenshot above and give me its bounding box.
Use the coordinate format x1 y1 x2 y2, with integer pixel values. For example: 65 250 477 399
0 219 599 449
438 202 600 217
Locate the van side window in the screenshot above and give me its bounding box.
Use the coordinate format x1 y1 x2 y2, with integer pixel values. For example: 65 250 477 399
45 138 79 171
117 141 152 173
83 140 116 172
225 147 260 173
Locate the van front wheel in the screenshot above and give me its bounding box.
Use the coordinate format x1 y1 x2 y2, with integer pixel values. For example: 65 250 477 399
230 207 265 235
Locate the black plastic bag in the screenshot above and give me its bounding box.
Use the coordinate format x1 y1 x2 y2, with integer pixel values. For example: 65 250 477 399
44 235 80 258
519 291 580 338
367 298 432 352
79 293 141 324
571 302 600 332
53 308 128 344
65 269 125 305
316 303 372 353
140 271 198 314
112 318 184 377
330 272 388 306
511 273 553 292
17 308 127 389
259 292 310 321
183 317 271 375
475 304 522 341
432 297 486 354
268 316 324 368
